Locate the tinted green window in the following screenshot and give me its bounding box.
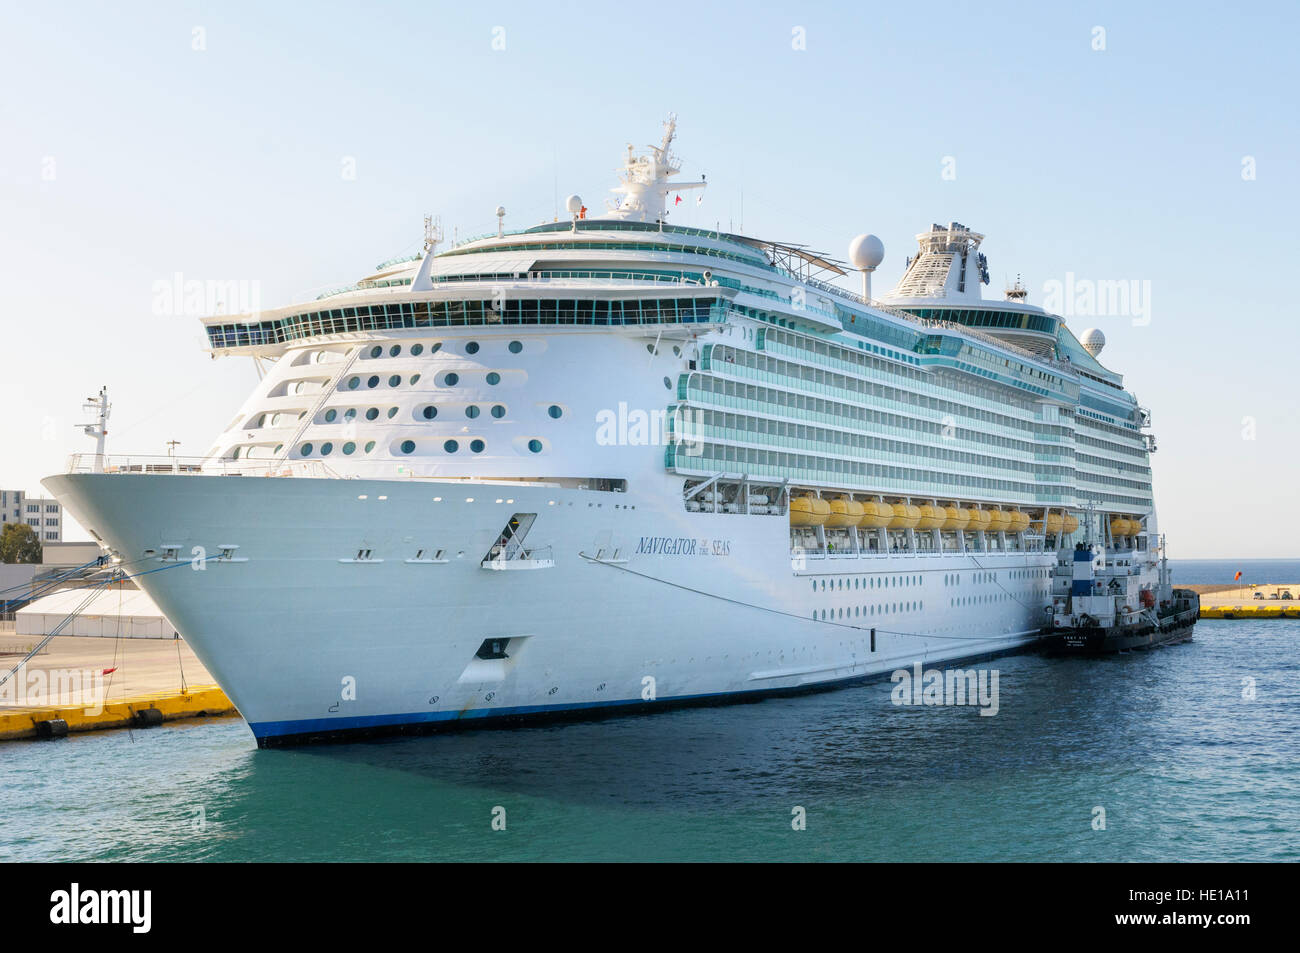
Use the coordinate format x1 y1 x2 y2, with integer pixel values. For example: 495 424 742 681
548 405 562 418
320 442 333 455
465 341 479 354
342 442 356 455
400 440 415 454
486 372 500 385
466 405 480 419
422 405 437 419
528 439 543 453
324 409 337 422
366 408 379 420
300 443 313 455
444 373 459 386
470 440 485 453
347 377 360 390
491 404 505 418
508 341 522 353
443 439 458 452
367 375 379 388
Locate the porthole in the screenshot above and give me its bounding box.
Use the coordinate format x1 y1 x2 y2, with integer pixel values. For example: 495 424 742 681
470 439 485 453
347 376 360 390
528 439 543 453
663 376 671 389
400 440 416 454
300 443 313 456
548 405 563 419
490 404 505 418
232 447 241 459
388 375 401 387
364 440 376 453
320 442 333 456
465 405 480 419
369 346 382 358
465 341 479 354
367 375 380 388
342 442 356 455
273 444 283 453
486 372 500 385
422 405 437 420
366 408 379 421
344 408 356 420
410 373 421 384
508 340 522 353
444 373 459 386
444 439 459 453
387 407 398 419
324 409 337 423
430 343 442 353
389 345 401 357
411 343 424 356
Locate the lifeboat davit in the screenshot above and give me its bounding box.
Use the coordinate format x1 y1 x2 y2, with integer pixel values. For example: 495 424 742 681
859 501 893 529
888 503 922 529
985 508 1011 533
915 504 945 530
790 496 830 527
826 497 865 528
942 506 972 531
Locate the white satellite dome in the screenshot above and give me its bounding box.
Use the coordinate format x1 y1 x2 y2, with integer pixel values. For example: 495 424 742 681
565 194 584 215
1080 327 1106 357
848 233 885 270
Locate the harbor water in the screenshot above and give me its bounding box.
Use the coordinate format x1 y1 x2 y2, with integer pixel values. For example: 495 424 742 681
2 570 1297 861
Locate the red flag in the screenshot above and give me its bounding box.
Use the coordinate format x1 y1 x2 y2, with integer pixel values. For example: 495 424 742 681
102 667 117 675
675 195 682 205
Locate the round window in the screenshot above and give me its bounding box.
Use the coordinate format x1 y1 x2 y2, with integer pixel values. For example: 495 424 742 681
411 343 424 356
366 408 379 421
320 442 333 455
528 439 543 453
388 375 401 387
490 404 505 418
300 443 313 456
508 341 522 353
400 440 416 454
364 440 376 453
347 377 360 390
389 345 401 357
470 440 485 453
466 405 480 419
663 376 672 389
410 373 421 384
486 372 500 385
367 375 380 388
444 372 459 386
548 405 563 418
443 439 458 453
342 442 356 455
369 346 382 358
324 409 337 423
422 406 437 420
465 341 479 354
344 408 356 420
387 407 398 419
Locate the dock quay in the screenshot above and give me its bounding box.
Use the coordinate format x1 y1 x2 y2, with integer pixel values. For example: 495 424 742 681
0 635 237 742
1187 583 1300 619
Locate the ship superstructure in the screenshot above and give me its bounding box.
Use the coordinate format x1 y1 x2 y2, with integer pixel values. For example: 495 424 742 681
45 119 1178 745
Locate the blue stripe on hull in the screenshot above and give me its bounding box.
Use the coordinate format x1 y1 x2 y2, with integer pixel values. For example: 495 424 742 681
248 639 1035 746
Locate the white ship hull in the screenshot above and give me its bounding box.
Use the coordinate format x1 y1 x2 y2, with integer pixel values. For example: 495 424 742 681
46 472 1054 746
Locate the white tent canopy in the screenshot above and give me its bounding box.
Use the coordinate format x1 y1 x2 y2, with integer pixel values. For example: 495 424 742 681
16 587 177 639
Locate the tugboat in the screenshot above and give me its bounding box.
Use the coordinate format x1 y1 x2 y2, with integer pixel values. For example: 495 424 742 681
1043 528 1198 656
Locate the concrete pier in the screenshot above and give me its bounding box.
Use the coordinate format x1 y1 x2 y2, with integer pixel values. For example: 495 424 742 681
1187 583 1300 619
0 635 237 741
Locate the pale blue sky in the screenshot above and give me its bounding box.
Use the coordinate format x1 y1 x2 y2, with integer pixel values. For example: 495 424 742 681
1 1 1296 557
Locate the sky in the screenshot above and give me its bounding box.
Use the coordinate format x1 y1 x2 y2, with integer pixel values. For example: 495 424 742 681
1 0 1296 558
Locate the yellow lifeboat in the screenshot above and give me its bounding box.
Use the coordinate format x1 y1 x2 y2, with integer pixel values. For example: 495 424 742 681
1109 517 1131 538
1008 510 1030 534
942 506 972 531
790 496 830 527
826 497 865 528
969 510 992 534
1045 513 1064 534
859 500 893 529
916 504 945 530
985 508 1011 533
888 503 922 529
1062 513 1079 534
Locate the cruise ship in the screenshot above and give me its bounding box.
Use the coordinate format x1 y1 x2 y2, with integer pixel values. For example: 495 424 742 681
45 118 1176 746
